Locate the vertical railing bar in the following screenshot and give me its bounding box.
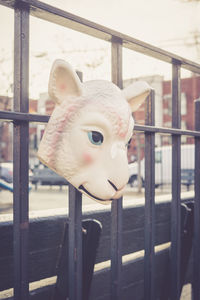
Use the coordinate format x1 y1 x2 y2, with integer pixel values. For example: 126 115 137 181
68 70 83 300
144 90 155 300
111 37 123 90
193 99 200 300
13 3 30 300
110 37 123 300
171 62 181 300
68 185 82 300
111 198 123 299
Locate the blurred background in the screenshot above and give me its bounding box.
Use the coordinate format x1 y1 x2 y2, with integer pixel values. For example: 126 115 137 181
0 0 199 214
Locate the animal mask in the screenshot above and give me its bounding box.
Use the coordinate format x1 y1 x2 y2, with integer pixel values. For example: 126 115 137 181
37 59 151 204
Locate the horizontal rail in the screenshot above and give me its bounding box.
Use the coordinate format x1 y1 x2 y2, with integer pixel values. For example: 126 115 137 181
134 124 200 137
1 110 200 137
1 0 200 74
0 110 49 123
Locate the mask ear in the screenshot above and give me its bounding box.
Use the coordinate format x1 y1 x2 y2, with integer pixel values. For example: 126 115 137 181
122 81 152 112
48 59 83 105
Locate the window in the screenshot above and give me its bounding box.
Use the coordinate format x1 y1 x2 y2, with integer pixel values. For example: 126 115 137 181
155 150 162 163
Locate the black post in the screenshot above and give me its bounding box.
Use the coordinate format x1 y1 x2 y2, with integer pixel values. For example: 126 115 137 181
193 99 200 300
111 37 123 300
144 90 155 300
68 185 83 300
13 3 30 300
170 62 181 300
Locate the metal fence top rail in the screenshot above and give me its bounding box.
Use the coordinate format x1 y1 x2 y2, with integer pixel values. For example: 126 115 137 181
1 0 200 75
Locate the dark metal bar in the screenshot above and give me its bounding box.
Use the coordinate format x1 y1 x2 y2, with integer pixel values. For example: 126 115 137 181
68 184 83 300
0 110 49 123
110 39 123 300
68 65 83 300
170 63 181 300
1 0 200 74
1 109 200 137
111 198 123 300
0 0 15 8
111 37 123 89
13 4 30 300
134 124 200 137
193 99 200 300
144 90 155 300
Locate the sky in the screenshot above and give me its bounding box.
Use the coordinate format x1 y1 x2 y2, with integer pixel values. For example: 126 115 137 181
0 0 200 98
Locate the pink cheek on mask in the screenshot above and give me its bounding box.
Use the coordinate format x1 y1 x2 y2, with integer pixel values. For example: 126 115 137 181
82 152 95 164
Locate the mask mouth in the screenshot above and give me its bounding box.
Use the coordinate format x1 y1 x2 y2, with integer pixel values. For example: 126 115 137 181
78 184 115 202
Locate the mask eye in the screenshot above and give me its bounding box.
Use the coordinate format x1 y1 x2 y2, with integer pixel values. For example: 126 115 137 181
87 131 104 145
126 138 132 148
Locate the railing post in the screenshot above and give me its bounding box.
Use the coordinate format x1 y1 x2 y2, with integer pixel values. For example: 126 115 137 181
68 185 82 300
144 89 155 300
68 68 83 300
111 36 123 300
171 61 181 300
193 98 200 300
13 3 30 300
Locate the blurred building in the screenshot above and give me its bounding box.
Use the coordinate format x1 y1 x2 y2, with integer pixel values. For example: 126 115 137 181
162 75 200 145
0 96 38 162
0 96 12 161
127 75 200 162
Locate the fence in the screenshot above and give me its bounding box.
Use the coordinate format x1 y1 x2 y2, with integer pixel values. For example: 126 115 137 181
0 0 200 299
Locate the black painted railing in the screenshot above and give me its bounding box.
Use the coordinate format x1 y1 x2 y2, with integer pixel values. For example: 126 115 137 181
0 1 200 300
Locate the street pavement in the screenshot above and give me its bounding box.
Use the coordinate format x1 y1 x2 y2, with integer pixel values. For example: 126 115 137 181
0 184 193 215
0 184 146 215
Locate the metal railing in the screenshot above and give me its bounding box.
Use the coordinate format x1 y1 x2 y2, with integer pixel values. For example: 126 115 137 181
0 1 200 300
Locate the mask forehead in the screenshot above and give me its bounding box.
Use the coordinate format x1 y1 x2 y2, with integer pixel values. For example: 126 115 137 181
96 100 133 140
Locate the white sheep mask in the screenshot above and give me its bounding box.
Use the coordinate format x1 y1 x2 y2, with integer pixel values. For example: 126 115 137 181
37 59 151 204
